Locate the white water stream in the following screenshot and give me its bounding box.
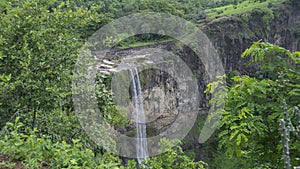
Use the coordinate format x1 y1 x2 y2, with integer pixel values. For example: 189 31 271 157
129 68 149 164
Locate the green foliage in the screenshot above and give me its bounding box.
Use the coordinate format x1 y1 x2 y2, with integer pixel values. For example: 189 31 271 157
251 7 274 27
210 151 252 169
205 0 284 19
0 0 99 126
96 74 130 127
210 76 274 158
207 42 300 168
0 0 127 161
0 161 16 169
142 138 207 169
0 118 206 169
3 0 298 168
0 117 122 169
13 109 109 156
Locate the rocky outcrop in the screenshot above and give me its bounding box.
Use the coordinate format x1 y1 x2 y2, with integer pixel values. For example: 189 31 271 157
201 3 300 74
98 47 203 135
96 3 300 158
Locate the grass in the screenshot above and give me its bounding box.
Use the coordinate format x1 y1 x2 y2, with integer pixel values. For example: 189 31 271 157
114 0 287 49
205 0 285 19
115 38 173 49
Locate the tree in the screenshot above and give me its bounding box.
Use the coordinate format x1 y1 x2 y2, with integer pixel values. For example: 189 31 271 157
0 0 99 126
206 42 300 168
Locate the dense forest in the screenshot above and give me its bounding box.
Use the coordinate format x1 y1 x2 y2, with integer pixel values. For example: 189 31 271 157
0 0 300 168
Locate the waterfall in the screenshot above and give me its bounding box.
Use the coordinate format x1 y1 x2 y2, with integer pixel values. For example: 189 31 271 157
129 68 149 164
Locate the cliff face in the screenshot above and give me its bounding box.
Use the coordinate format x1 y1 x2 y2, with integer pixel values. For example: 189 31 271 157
180 3 300 160
202 3 300 74
105 2 300 160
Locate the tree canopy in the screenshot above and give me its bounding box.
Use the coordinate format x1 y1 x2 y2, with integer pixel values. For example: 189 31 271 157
206 42 300 168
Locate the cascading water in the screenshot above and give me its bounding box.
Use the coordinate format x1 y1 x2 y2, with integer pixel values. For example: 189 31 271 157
129 68 149 164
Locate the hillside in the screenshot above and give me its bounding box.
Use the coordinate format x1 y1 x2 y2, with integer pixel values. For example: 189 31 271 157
0 0 300 169
200 0 300 73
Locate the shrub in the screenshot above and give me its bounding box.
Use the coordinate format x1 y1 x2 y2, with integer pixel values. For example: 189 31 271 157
0 118 121 169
